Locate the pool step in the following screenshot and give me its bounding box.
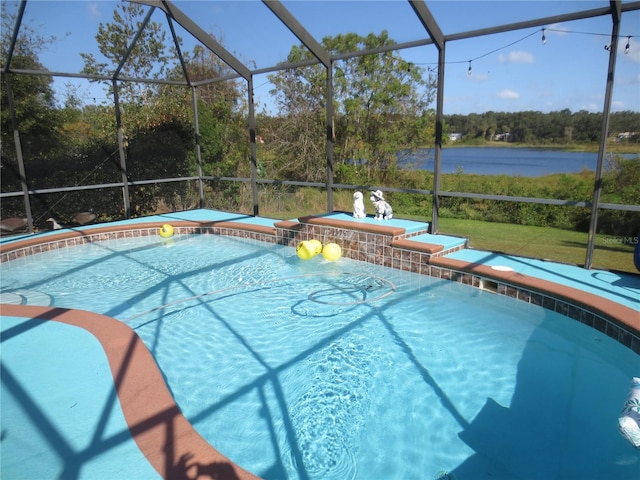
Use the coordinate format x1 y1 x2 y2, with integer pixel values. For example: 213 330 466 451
0 290 53 306
392 233 467 255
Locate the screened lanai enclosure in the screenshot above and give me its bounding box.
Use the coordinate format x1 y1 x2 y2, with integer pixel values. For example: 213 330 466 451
1 0 639 271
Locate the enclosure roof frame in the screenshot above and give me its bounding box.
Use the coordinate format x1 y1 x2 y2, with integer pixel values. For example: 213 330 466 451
3 0 639 86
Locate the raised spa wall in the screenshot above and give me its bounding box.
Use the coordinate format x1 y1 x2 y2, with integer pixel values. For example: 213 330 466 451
1 216 638 354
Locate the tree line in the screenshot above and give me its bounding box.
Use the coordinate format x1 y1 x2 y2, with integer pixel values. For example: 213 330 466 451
444 110 640 144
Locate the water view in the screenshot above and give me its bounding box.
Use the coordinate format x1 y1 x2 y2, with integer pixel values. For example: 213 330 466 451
398 147 638 177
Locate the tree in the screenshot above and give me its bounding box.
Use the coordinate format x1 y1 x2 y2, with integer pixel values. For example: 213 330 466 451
78 3 197 216
268 31 436 183
1 7 62 167
266 45 328 182
165 45 247 177
81 2 170 105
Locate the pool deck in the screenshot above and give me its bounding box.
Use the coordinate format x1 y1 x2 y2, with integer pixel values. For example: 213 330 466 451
296 211 430 236
440 248 639 312
1 306 260 480
1 208 638 479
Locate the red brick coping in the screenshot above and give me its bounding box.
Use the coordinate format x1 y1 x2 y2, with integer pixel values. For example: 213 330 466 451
430 256 640 338
273 220 303 231
392 238 444 255
298 215 406 237
0 304 261 480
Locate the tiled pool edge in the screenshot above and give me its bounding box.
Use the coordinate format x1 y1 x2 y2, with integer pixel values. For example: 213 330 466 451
2 220 638 354
276 220 639 354
428 258 640 354
0 222 278 262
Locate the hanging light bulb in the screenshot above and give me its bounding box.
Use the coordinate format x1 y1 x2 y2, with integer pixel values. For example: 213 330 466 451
624 36 631 54
541 28 546 45
467 61 472 76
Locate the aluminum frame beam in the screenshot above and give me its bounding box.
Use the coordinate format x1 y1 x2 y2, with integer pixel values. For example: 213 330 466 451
3 0 639 256
132 0 251 81
585 0 623 269
262 0 331 68
113 6 155 80
3 1 638 84
409 0 444 49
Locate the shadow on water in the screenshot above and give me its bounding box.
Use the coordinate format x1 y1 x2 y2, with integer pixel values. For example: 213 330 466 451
449 308 640 480
175 278 473 479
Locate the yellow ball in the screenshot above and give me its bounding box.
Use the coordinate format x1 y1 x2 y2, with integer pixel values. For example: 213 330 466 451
322 243 342 262
159 224 174 238
296 241 315 260
308 239 323 255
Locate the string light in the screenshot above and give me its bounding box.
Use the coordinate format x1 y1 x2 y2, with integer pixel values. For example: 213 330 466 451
459 28 637 73
394 27 635 76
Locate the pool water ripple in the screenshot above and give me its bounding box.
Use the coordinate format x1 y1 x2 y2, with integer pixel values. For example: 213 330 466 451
2 234 639 480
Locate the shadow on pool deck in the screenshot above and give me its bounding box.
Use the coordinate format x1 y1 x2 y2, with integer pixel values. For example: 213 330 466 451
1 305 260 480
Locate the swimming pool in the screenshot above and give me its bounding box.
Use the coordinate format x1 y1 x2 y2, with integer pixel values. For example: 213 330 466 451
1 231 639 479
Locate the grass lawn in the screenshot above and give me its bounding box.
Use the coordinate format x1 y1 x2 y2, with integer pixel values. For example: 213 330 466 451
437 217 638 274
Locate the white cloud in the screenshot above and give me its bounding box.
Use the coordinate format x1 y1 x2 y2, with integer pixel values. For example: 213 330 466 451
498 51 535 64
580 103 601 112
468 71 489 82
496 89 520 100
611 100 626 111
87 2 102 19
545 23 570 36
615 72 640 86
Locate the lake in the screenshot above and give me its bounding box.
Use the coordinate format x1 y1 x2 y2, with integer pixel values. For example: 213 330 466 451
397 147 638 177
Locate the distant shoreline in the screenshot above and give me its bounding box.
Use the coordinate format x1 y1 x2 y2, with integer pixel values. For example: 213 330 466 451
442 141 639 155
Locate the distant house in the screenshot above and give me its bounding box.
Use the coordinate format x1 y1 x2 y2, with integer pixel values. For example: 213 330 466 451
449 133 463 142
617 132 637 141
494 132 511 141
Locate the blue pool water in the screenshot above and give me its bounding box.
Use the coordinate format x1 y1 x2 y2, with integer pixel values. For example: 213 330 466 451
1 234 639 479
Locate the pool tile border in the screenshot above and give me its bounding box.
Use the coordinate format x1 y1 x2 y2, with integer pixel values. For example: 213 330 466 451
0 223 278 263
2 220 638 355
427 257 640 354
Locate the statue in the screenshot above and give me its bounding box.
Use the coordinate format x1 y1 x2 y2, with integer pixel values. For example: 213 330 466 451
369 190 393 220
353 191 366 218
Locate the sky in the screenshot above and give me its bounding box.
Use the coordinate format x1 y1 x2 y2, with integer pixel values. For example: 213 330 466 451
4 0 640 115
